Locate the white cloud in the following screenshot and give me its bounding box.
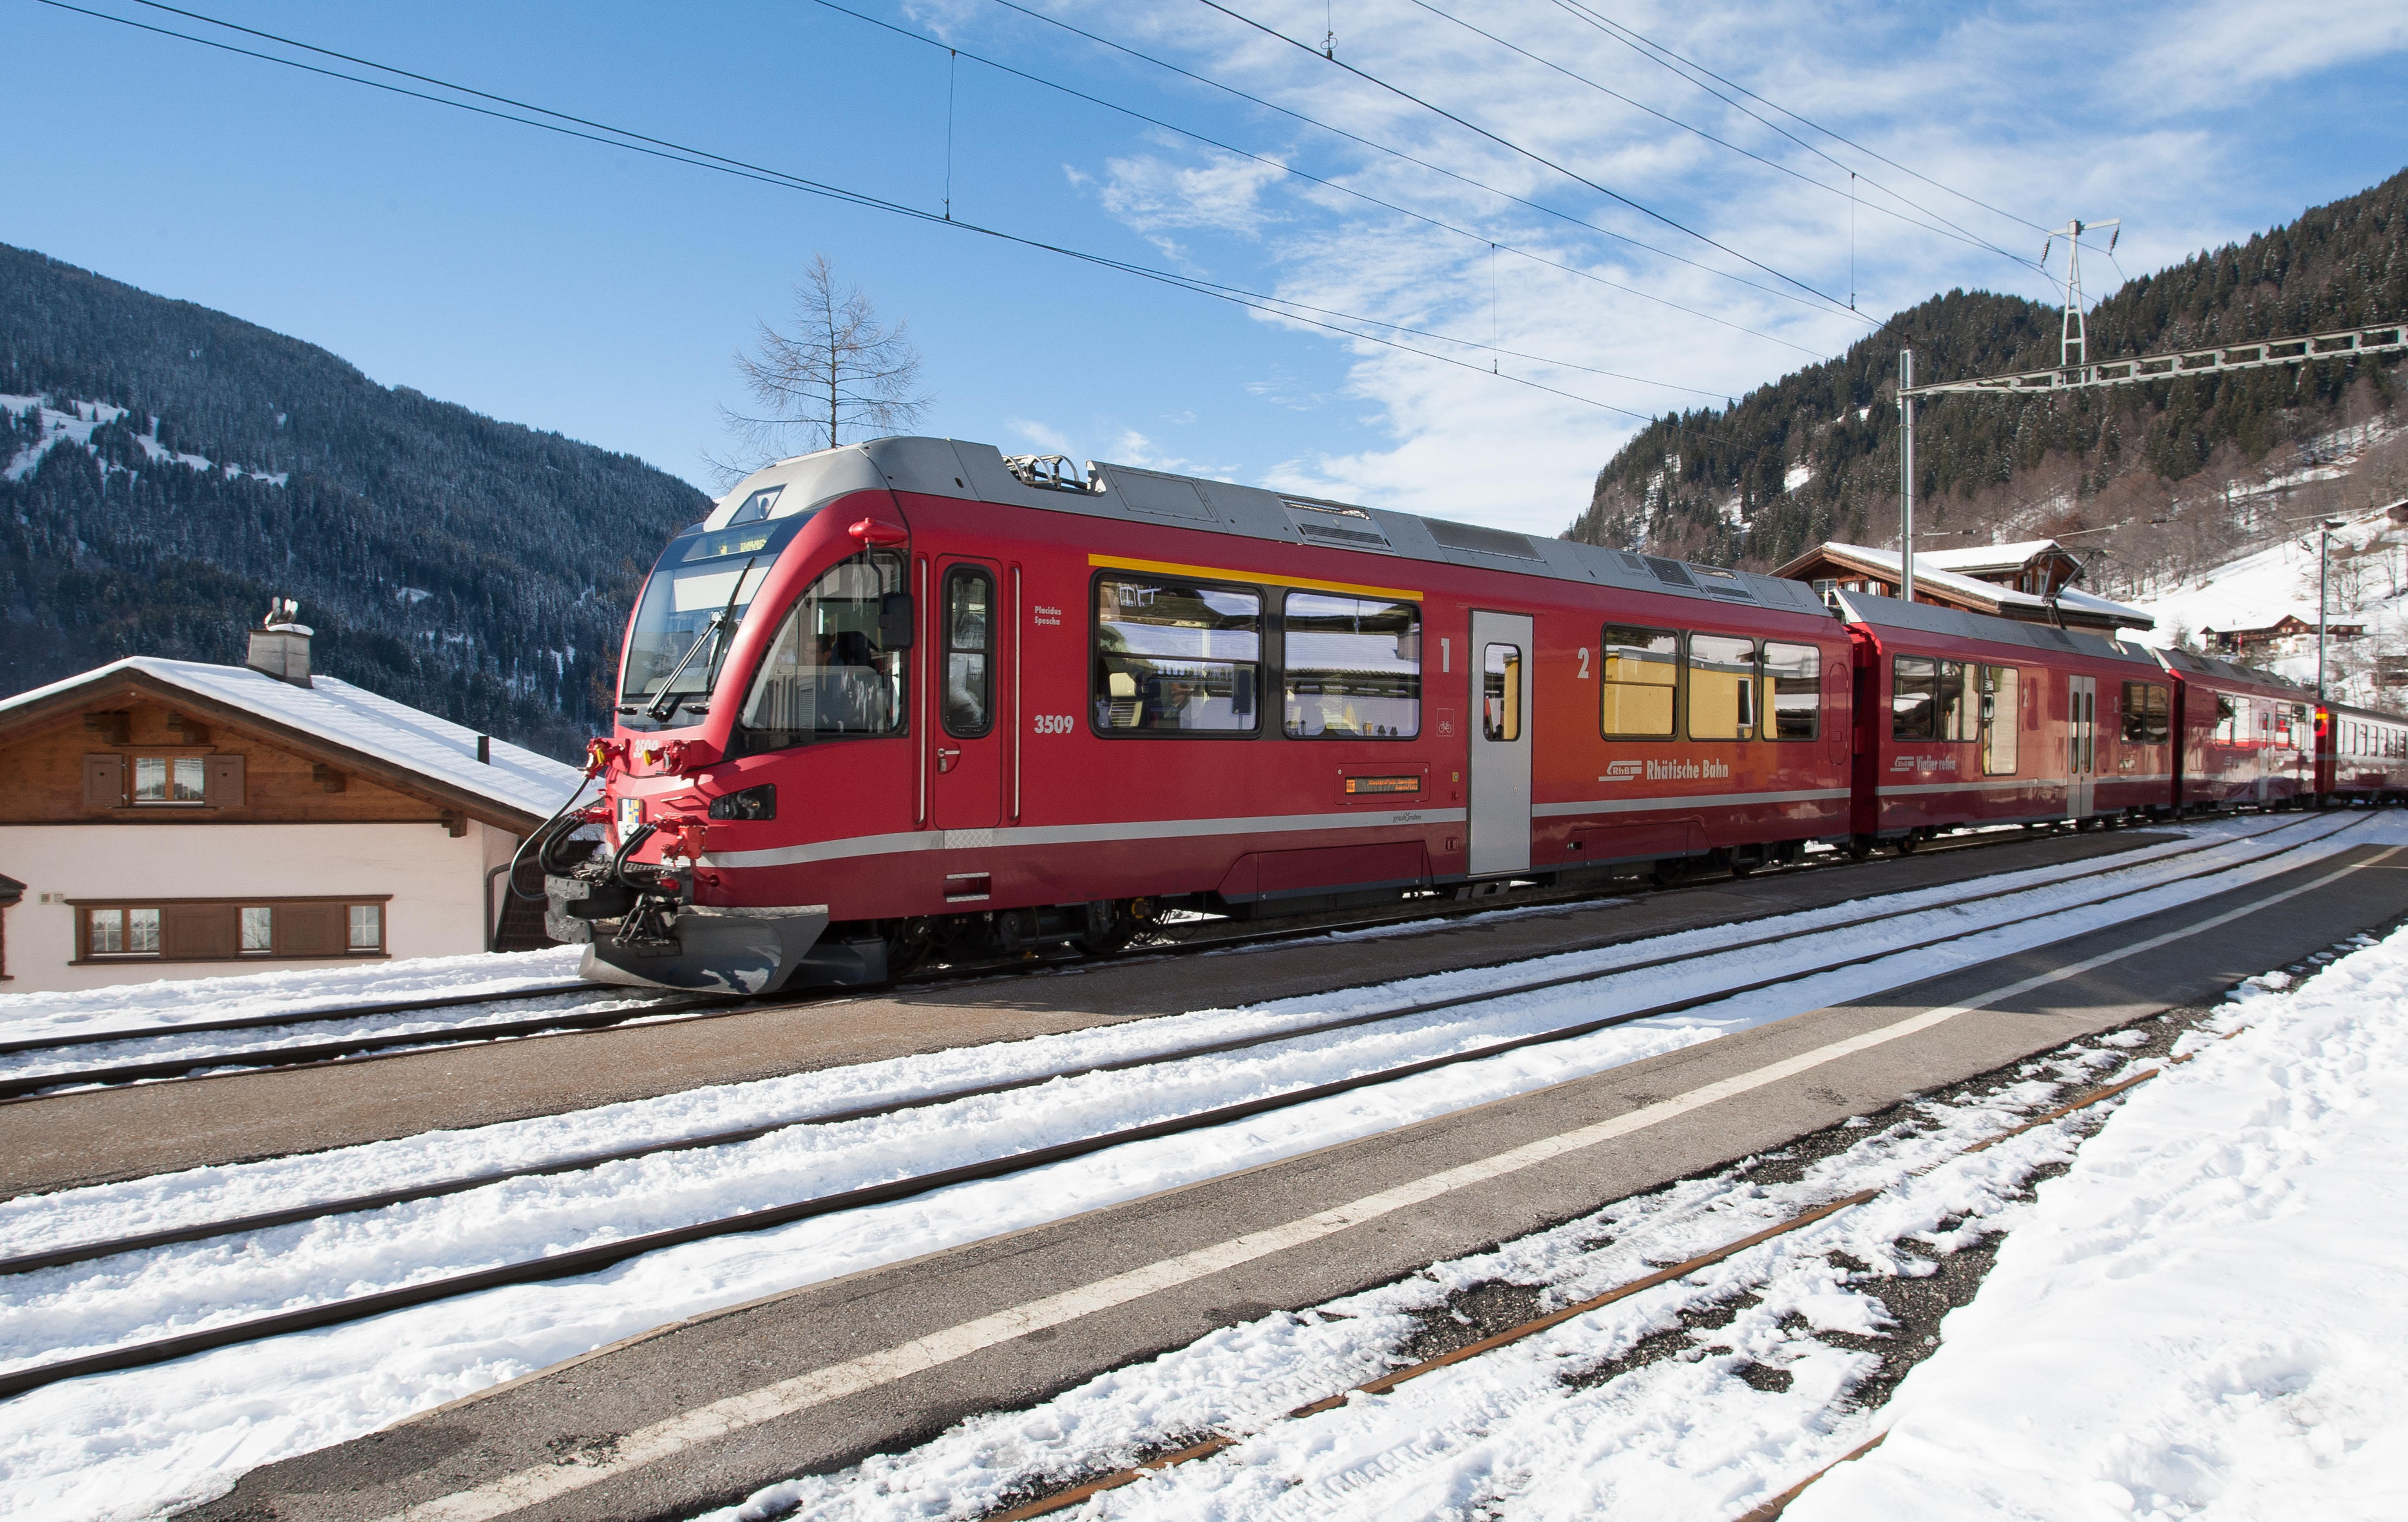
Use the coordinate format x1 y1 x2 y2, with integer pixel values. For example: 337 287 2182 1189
1003 0 2408 533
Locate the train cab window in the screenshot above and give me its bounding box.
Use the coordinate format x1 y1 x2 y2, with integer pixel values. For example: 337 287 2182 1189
1687 634 1758 740
2120 682 2170 744
734 550 910 752
1938 661 1975 741
1093 576 1261 734
941 568 994 737
1979 666 2020 775
1763 642 1820 740
1891 655 1939 740
1482 644 1522 740
620 514 813 728
1600 625 1677 738
1282 592 1420 738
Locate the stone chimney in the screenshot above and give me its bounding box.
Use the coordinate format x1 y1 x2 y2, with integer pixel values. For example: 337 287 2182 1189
246 596 314 688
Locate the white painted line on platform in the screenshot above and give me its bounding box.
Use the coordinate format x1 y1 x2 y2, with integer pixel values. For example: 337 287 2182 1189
379 843 2401 1522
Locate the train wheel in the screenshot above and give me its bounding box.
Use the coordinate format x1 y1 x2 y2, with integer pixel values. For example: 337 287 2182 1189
1894 832 1919 856
1846 836 1873 861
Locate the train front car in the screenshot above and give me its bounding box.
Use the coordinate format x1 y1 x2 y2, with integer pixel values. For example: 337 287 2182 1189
547 447 916 993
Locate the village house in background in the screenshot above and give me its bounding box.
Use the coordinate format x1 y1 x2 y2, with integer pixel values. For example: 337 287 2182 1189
2198 611 2369 661
1772 539 2154 635
0 604 584 993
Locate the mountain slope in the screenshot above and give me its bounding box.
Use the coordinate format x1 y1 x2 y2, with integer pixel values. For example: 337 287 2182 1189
0 243 711 758
1570 167 2408 588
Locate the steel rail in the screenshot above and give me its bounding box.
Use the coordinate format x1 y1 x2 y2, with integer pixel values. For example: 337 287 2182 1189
996 1047 2199 1518
0 981 631 1058
0 813 2208 1100
0 816 2327 1277
0 814 2364 1400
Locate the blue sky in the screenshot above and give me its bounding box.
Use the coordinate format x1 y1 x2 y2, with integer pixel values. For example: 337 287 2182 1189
7 0 2407 535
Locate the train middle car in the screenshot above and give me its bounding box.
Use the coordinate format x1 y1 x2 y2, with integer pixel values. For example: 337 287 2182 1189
552 436 2396 995
1836 590 2176 845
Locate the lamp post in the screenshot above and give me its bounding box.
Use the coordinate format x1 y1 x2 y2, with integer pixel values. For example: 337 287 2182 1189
2317 518 2348 702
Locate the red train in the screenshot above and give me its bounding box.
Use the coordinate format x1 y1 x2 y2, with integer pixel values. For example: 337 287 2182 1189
543 438 2406 993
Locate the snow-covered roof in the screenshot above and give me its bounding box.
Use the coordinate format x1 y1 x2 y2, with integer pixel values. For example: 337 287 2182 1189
0 657 583 824
1790 542 2154 630
1913 540 2072 575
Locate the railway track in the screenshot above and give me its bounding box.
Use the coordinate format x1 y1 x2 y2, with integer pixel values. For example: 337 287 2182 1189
0 813 2297 1102
0 809 2371 1402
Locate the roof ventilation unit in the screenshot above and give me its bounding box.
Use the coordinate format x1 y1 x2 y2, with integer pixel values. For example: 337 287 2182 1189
1427 519 1539 559
1282 498 1393 551
1643 556 1696 588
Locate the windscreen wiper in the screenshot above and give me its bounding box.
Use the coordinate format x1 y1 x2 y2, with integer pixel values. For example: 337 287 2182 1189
643 556 756 723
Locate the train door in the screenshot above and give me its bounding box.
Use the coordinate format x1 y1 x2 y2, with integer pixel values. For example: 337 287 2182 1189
1468 611 1533 875
2066 675 2096 818
929 557 1004 829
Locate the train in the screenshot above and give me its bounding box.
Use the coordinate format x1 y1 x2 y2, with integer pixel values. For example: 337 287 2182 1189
542 437 2408 994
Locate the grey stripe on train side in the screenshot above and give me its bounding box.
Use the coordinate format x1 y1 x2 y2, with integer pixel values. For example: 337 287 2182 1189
1531 787 1851 818
701 807 1474 869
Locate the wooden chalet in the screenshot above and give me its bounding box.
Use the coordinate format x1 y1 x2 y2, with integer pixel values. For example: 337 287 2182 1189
1771 540 2153 635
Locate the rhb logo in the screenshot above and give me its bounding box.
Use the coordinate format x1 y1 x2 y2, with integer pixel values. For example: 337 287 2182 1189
1602 760 1644 780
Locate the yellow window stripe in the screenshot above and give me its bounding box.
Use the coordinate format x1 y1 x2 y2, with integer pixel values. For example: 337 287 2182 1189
1087 553 1419 603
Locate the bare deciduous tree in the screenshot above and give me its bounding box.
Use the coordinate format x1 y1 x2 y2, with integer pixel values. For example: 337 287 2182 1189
716 254 931 476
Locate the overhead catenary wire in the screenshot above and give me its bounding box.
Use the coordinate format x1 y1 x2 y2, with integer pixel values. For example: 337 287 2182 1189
981 0 1849 340
809 0 1779 384
1190 0 1871 321
1549 0 2054 240
44 0 1727 428
1402 0 2047 276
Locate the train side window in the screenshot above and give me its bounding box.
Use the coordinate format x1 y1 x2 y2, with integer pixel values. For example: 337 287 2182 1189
1092 576 1262 735
941 567 994 737
1283 592 1419 738
1763 642 1819 740
1482 644 1522 740
734 550 909 753
1980 666 2019 774
1600 625 1677 738
1687 634 1758 740
1891 655 1939 740
1939 661 1975 741
2119 681 2168 744
2214 695 2237 743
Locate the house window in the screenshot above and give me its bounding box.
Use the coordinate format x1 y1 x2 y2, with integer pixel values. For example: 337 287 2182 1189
73 898 390 961
132 756 206 805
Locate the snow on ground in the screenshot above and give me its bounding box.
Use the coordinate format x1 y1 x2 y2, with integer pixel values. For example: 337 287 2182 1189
1788 927 2408 1519
696 880 2408 1522
0 813 2391 1519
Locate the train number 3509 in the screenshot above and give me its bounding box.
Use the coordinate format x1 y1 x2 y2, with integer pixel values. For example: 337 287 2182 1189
1032 714 1077 735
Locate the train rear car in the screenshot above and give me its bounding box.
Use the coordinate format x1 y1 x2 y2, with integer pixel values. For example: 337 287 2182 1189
1836 590 2172 847
2155 650 2312 811
2316 699 2408 803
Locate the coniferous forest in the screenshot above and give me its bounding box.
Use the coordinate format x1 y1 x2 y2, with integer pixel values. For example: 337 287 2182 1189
0 242 710 760
1570 167 2408 595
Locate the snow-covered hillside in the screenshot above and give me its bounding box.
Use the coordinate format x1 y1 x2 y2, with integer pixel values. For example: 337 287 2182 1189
2130 500 2408 713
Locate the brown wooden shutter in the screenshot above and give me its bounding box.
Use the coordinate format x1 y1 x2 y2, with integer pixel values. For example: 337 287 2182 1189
162 905 239 960
203 755 245 807
278 903 346 957
82 754 125 809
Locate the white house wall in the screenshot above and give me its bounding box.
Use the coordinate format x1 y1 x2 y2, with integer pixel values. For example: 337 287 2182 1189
0 821 506 993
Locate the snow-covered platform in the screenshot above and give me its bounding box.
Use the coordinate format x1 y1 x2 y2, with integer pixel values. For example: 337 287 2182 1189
124 817 2408 1522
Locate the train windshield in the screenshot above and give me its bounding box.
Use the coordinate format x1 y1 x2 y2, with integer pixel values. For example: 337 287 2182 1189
619 515 812 725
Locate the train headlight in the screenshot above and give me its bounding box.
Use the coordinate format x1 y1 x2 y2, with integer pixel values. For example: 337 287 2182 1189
616 796 644 840
707 783 777 822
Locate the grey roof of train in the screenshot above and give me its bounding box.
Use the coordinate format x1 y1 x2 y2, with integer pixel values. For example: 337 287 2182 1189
2157 646 2313 693
1832 587 2163 667
719 438 1836 623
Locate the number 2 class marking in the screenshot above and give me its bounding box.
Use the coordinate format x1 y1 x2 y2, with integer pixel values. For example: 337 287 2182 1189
1577 648 1591 678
